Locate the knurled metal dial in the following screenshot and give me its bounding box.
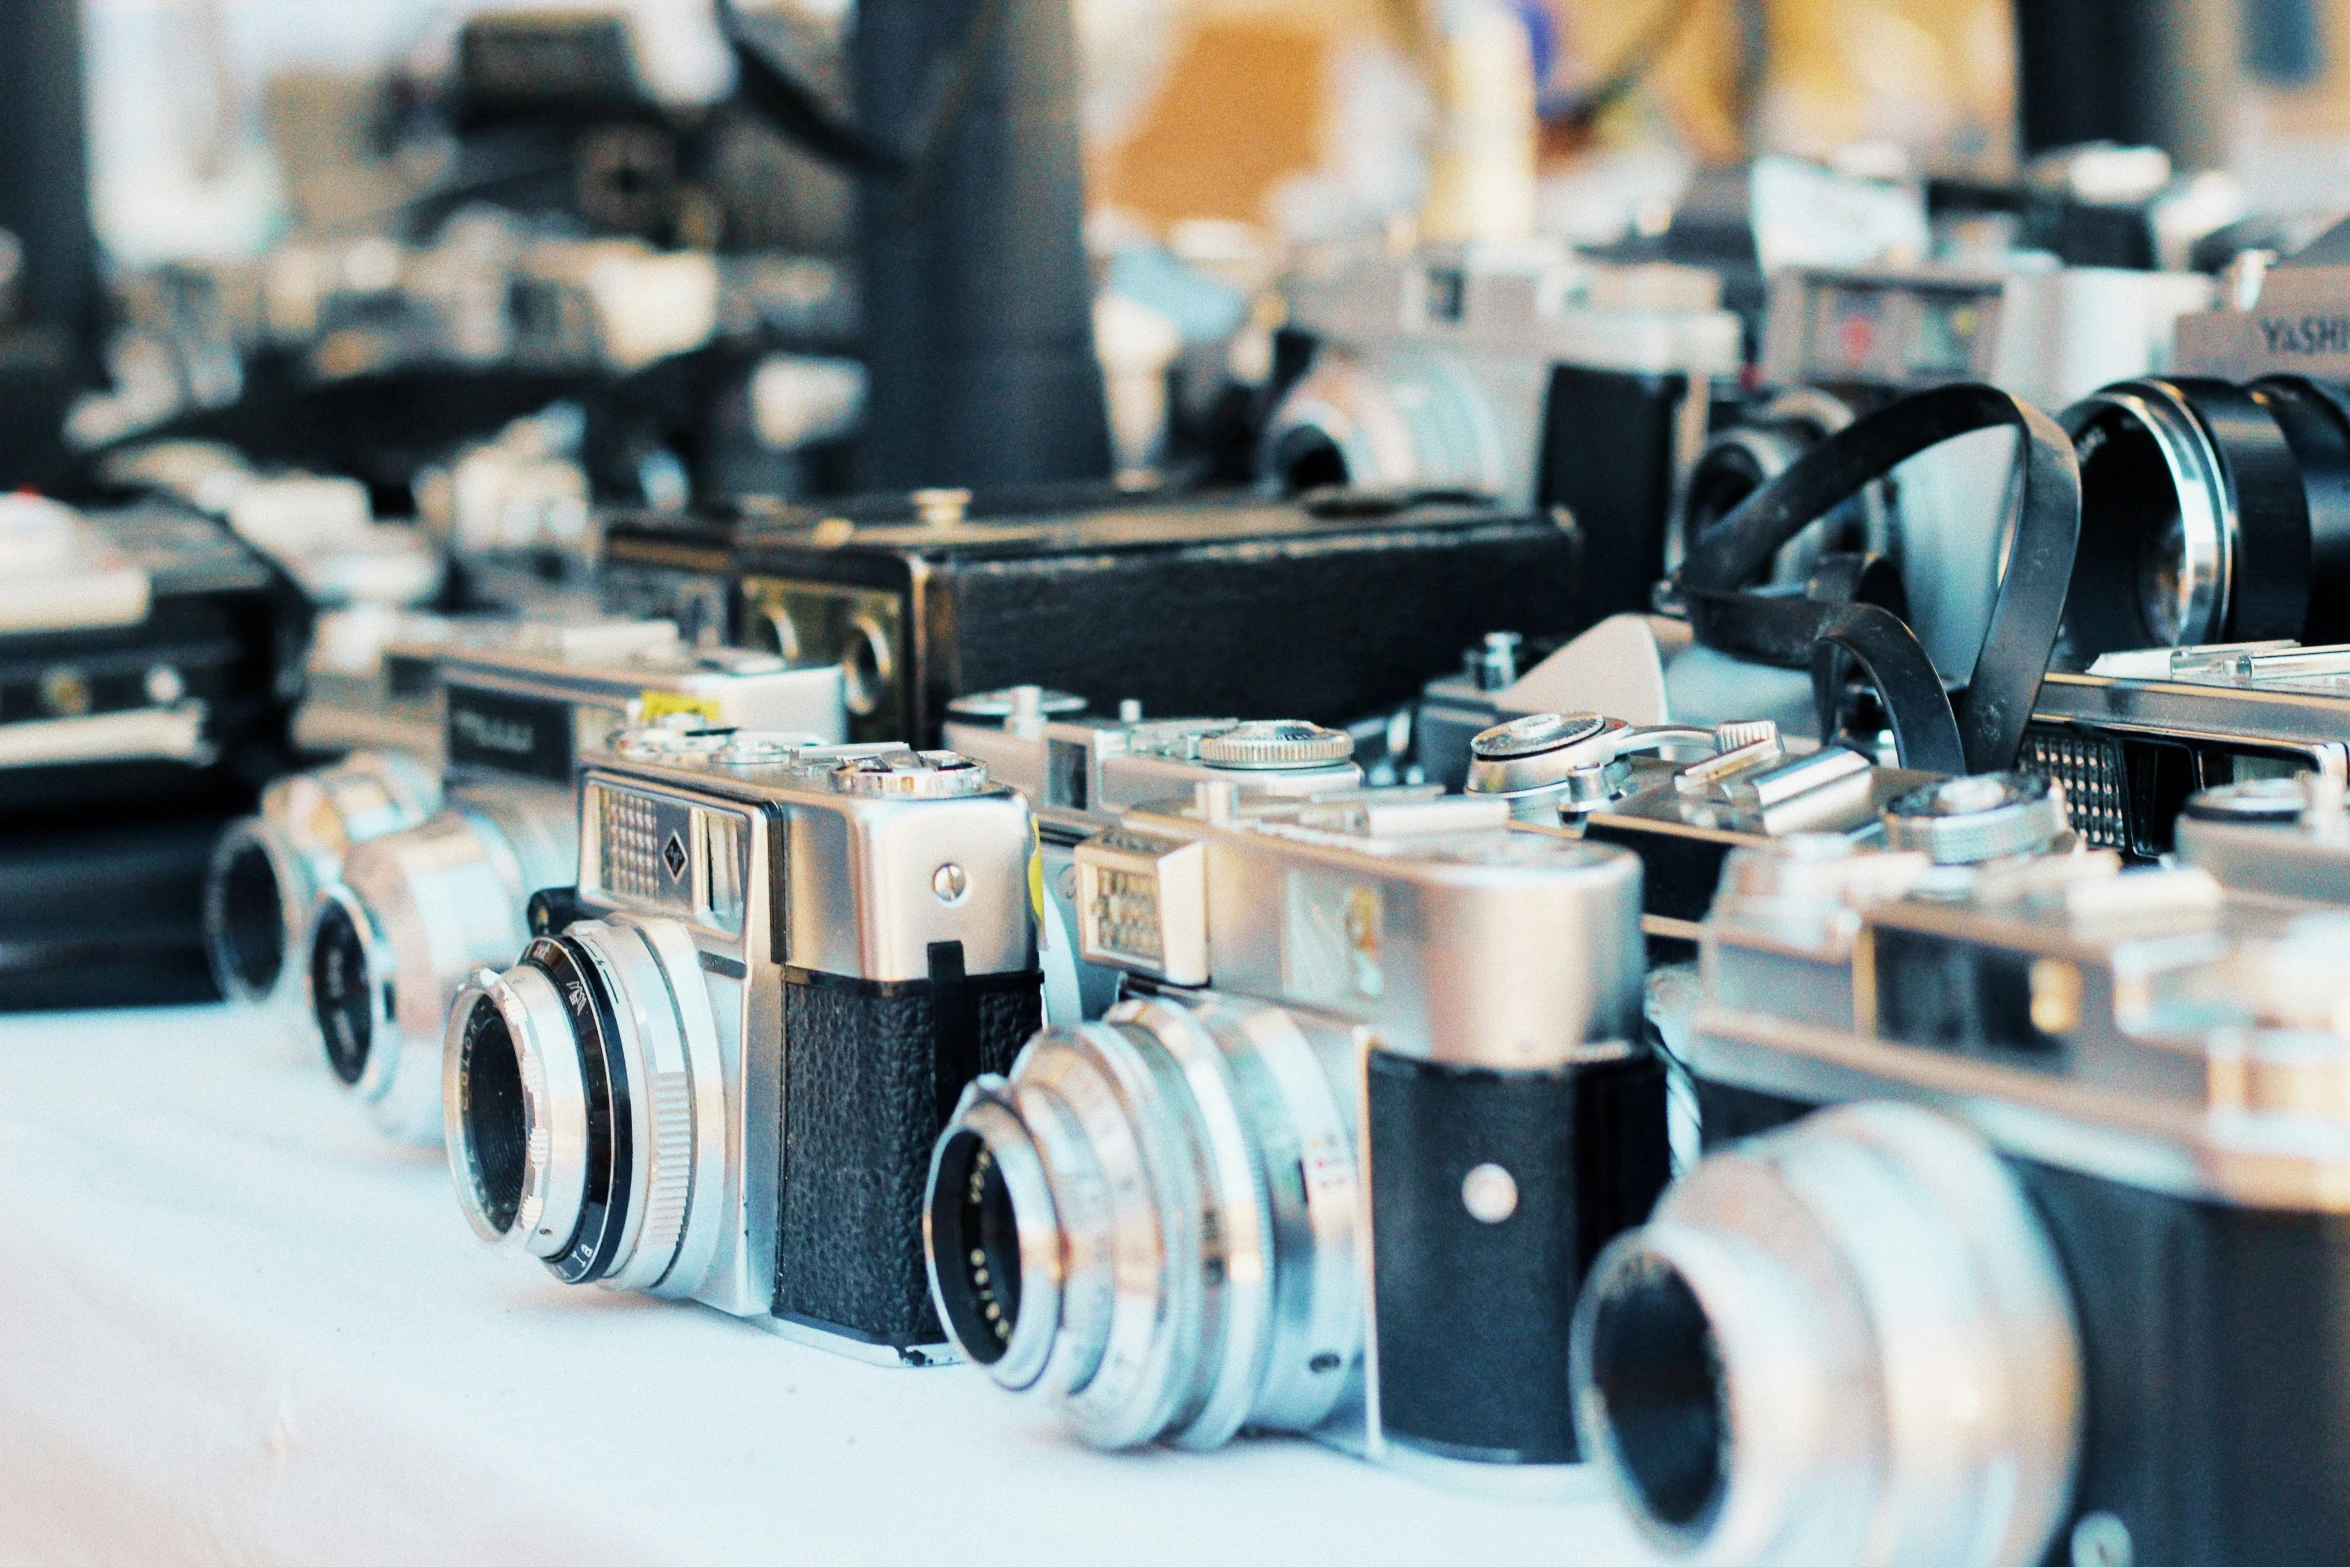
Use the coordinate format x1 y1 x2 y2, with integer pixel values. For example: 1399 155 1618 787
833 749 994 797
2181 776 2317 825
1197 720 1355 770
1469 711 1614 762
1882 772 2069 864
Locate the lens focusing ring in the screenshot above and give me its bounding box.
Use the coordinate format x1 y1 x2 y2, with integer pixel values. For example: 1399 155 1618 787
1881 772 2069 864
1572 1103 2082 1567
1196 721 1355 770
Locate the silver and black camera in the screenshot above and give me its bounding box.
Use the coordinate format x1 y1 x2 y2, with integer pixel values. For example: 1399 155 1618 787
924 786 1668 1472
941 685 1360 1020
1571 833 2350 1567
446 730 1039 1362
2020 639 2350 858
1266 240 1740 627
307 620 844 1141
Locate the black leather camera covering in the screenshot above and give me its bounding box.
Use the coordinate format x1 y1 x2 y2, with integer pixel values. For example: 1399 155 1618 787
1365 1048 1670 1463
607 493 1585 748
775 946 1043 1351
1697 1076 2350 1567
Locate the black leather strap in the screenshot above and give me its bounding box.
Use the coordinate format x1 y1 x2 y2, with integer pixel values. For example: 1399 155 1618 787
1809 603 1967 775
1680 381 2080 774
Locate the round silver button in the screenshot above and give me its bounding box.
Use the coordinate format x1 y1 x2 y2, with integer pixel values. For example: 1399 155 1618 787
1461 1163 1520 1224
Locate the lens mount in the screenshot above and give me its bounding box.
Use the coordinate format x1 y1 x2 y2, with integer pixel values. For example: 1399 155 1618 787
1572 1103 2081 1567
927 1089 1068 1390
447 962 590 1253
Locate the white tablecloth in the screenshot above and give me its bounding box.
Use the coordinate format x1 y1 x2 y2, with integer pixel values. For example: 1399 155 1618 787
0 1004 1657 1566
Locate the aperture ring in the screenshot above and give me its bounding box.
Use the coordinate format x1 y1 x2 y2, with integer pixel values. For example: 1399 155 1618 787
528 935 634 1286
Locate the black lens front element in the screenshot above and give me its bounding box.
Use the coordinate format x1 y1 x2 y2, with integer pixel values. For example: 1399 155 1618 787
929 1130 1023 1364
216 841 285 996
458 997 528 1236
1589 1255 1728 1534
310 899 375 1086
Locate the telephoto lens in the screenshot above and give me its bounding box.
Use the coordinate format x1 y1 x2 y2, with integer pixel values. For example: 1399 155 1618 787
446 731 1041 1361
1577 838 2350 1567
2060 375 2350 661
304 619 846 1142
203 751 441 1010
926 788 1669 1473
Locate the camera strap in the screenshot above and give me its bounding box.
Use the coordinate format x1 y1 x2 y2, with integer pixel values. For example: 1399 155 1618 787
1808 603 1966 776
1678 381 2080 774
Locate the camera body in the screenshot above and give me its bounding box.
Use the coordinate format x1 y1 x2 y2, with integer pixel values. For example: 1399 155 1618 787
600 486 1584 748
941 685 1362 1020
1266 241 1741 627
925 787 1667 1472
308 620 845 1141
447 734 1040 1361
2020 640 2350 860
1572 837 2350 1567
0 496 298 1008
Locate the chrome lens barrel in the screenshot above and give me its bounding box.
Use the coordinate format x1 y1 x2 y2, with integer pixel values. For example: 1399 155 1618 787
445 916 726 1298
925 993 1362 1452
1571 1103 2081 1567
309 785 572 1144
204 751 443 1006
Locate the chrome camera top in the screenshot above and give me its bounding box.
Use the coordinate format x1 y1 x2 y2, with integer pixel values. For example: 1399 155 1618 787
2023 639 2350 859
942 685 1360 1019
448 726 1040 1363
306 618 847 1142
926 784 1667 1475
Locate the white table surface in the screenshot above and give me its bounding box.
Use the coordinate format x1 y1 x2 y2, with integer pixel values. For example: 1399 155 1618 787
0 1003 1660 1567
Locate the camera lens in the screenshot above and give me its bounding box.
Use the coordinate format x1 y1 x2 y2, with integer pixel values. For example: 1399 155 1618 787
927 1128 1027 1366
456 995 527 1236
1572 1103 2081 1567
309 894 376 1087
925 997 1362 1451
2063 376 2350 661
207 828 291 1002
1579 1254 1724 1531
446 920 718 1295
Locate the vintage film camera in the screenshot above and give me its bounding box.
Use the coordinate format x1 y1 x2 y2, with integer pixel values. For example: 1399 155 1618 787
2019 640 2350 859
1572 835 2350 1567
599 485 1583 748
0 495 298 1008
1264 241 1741 627
306 620 844 1141
446 731 1039 1364
940 685 1361 1020
923 787 1668 1473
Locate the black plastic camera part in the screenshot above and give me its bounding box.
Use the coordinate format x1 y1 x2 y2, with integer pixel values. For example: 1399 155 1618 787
1533 363 1686 627
1365 1047 1670 1464
2061 374 2350 662
1693 1075 2350 1567
774 943 1043 1350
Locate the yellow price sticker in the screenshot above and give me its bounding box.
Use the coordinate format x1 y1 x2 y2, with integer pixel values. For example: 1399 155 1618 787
639 692 721 725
